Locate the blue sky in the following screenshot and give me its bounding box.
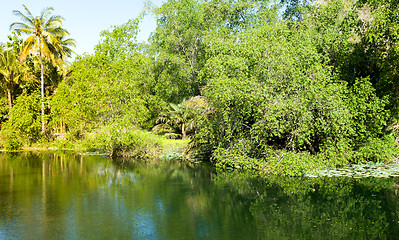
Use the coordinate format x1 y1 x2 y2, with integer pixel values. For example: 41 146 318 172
0 0 165 57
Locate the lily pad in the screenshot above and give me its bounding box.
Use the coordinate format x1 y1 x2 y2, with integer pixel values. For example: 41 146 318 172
308 163 399 178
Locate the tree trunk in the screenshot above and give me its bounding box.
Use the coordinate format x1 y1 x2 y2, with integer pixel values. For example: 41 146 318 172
182 123 186 140
6 85 12 111
40 51 45 134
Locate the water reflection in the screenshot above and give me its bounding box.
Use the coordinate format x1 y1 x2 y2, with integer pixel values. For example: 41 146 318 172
214 172 399 240
0 152 398 239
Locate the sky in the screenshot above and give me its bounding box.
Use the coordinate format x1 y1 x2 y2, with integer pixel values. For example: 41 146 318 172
0 0 165 58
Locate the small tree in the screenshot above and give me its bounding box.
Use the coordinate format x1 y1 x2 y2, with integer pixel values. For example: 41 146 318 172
153 97 207 139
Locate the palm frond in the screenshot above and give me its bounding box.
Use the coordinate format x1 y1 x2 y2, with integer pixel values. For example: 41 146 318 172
51 27 70 38
170 103 180 111
164 133 182 139
41 39 57 63
57 37 76 59
0 49 26 86
10 22 33 32
59 47 74 59
12 5 75 63
11 7 34 27
20 35 36 61
152 123 172 132
22 5 35 21
40 7 54 21
156 116 170 124
61 38 76 46
44 15 64 29
44 31 61 45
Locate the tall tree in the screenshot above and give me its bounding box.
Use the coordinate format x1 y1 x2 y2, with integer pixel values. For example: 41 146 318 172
10 5 75 133
150 0 207 103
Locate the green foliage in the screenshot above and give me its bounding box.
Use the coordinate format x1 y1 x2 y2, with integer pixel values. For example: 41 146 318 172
150 0 206 102
213 141 352 177
347 77 389 144
88 122 162 159
211 171 399 239
349 0 399 119
1 0 398 176
1 91 41 149
10 5 75 134
280 0 310 21
153 96 207 139
49 80 79 135
187 0 398 176
150 0 267 103
95 18 141 61
213 140 262 172
354 136 398 163
0 34 33 112
2 128 22 151
193 16 355 175
43 16 168 155
56 17 165 135
0 96 10 123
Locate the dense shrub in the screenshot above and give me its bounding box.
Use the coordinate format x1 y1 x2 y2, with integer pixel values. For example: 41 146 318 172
1 92 41 150
191 6 398 175
192 17 355 175
88 122 162 160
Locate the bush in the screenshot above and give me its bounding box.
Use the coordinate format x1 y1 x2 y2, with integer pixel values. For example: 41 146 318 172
88 122 162 160
2 128 22 151
213 139 263 172
354 136 398 163
213 140 353 176
347 77 389 145
192 18 356 175
1 92 42 149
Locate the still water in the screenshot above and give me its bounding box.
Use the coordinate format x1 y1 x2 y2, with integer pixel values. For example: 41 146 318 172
0 152 398 239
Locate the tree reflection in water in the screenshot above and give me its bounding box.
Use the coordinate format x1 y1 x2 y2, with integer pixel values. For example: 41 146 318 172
0 152 398 239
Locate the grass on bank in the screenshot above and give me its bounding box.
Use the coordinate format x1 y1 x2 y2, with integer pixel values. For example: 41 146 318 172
0 126 189 162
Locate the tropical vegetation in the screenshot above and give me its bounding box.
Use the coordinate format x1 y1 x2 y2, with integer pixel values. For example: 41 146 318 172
0 0 398 176
10 5 76 133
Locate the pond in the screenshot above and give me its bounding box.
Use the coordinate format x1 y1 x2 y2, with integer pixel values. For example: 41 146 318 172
0 152 398 239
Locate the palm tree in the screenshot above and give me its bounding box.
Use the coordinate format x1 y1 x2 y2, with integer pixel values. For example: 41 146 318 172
153 102 192 139
153 97 208 139
10 5 75 133
0 48 28 110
